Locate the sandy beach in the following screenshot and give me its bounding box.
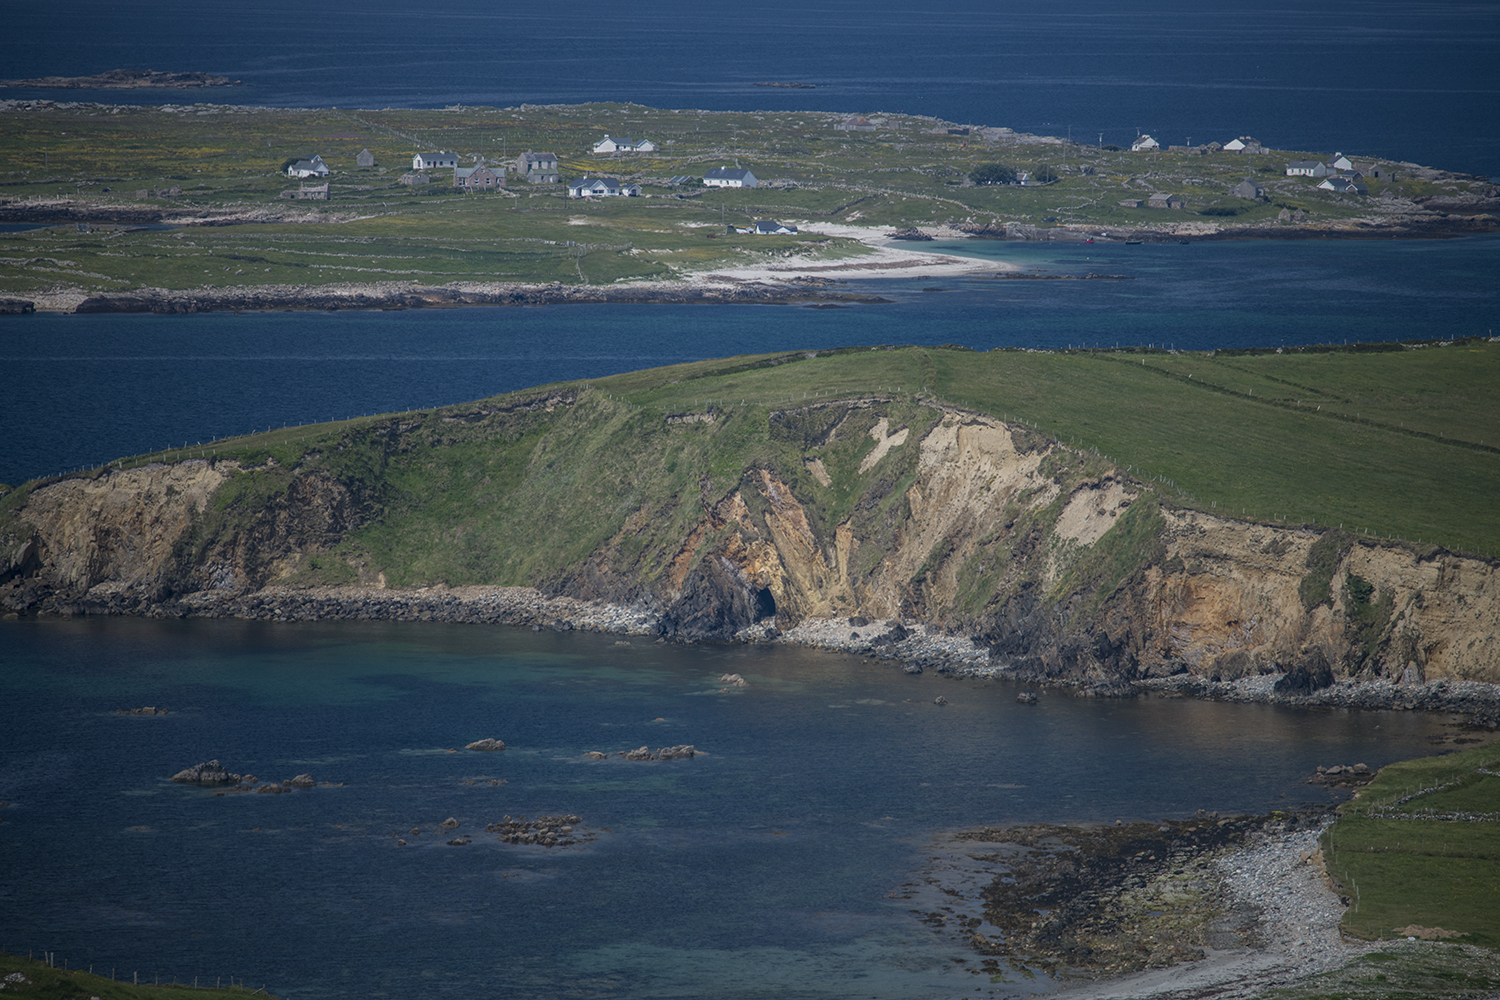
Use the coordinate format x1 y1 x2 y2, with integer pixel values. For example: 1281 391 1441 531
686 221 1015 283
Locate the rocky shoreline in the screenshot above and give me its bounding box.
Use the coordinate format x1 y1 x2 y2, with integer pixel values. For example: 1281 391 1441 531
19 581 1500 726
4 277 888 315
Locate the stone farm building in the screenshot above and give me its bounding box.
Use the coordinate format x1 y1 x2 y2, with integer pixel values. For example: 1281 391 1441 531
399 172 430 185
1147 192 1184 209
455 164 504 190
1229 177 1265 200
356 148 375 168
704 167 757 189
515 151 559 183
280 181 329 201
413 151 458 170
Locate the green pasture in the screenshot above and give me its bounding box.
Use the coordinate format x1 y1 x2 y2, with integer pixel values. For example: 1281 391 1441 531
1324 741 1500 948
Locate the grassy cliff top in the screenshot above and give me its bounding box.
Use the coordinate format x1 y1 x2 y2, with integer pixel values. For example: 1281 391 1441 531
0 101 1493 296
14 338 1494 582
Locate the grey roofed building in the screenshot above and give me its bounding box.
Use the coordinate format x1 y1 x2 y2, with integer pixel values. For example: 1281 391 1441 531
1285 160 1329 177
515 150 559 183
1229 177 1265 200
356 148 375 168
286 154 330 178
1147 192 1184 208
1318 176 1367 195
413 150 458 170
454 164 504 189
568 176 622 198
703 166 757 188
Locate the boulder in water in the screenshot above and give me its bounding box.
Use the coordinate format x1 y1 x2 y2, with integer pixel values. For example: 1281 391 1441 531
466 738 507 751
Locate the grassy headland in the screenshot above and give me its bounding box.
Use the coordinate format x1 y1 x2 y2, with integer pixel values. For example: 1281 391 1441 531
0 953 281 1000
13 338 1494 577
0 101 1494 300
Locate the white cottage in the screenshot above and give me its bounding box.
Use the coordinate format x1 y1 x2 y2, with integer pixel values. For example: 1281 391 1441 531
568 176 622 198
1130 135 1160 152
592 135 657 154
703 167 757 189
413 151 458 170
286 155 330 178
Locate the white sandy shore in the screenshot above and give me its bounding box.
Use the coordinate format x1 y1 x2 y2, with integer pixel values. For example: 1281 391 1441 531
684 221 1015 283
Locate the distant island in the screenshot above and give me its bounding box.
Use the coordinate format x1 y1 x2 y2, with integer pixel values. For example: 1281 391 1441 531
0 69 241 89
0 100 1495 312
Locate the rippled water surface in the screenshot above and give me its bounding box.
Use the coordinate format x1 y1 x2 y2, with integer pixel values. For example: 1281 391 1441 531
0 617 1456 998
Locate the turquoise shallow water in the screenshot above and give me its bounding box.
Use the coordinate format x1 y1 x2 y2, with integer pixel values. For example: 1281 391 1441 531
0 617 1456 998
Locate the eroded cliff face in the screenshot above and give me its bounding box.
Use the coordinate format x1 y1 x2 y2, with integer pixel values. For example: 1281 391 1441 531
3 400 1496 686
2 459 369 611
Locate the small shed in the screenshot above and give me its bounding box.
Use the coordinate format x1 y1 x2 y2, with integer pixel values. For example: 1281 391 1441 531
356 149 376 168
1147 192 1184 209
1118 198 1144 208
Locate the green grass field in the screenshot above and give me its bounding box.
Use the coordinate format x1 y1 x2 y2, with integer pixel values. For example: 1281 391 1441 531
1324 741 1500 948
1 101 1485 293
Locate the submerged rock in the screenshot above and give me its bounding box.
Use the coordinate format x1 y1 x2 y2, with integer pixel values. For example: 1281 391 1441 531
286 773 316 788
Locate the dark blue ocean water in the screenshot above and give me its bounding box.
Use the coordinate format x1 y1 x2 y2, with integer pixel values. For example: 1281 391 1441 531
2 235 1496 487
3 0 1498 175
0 617 1454 999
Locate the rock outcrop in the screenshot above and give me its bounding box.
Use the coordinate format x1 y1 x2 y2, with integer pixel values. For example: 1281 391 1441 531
465 738 506 751
170 760 241 785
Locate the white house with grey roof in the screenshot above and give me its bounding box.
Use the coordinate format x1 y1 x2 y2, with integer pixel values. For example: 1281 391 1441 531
568 176 622 198
413 150 458 170
286 154 330 178
1286 160 1330 177
703 167 757 189
592 135 657 154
